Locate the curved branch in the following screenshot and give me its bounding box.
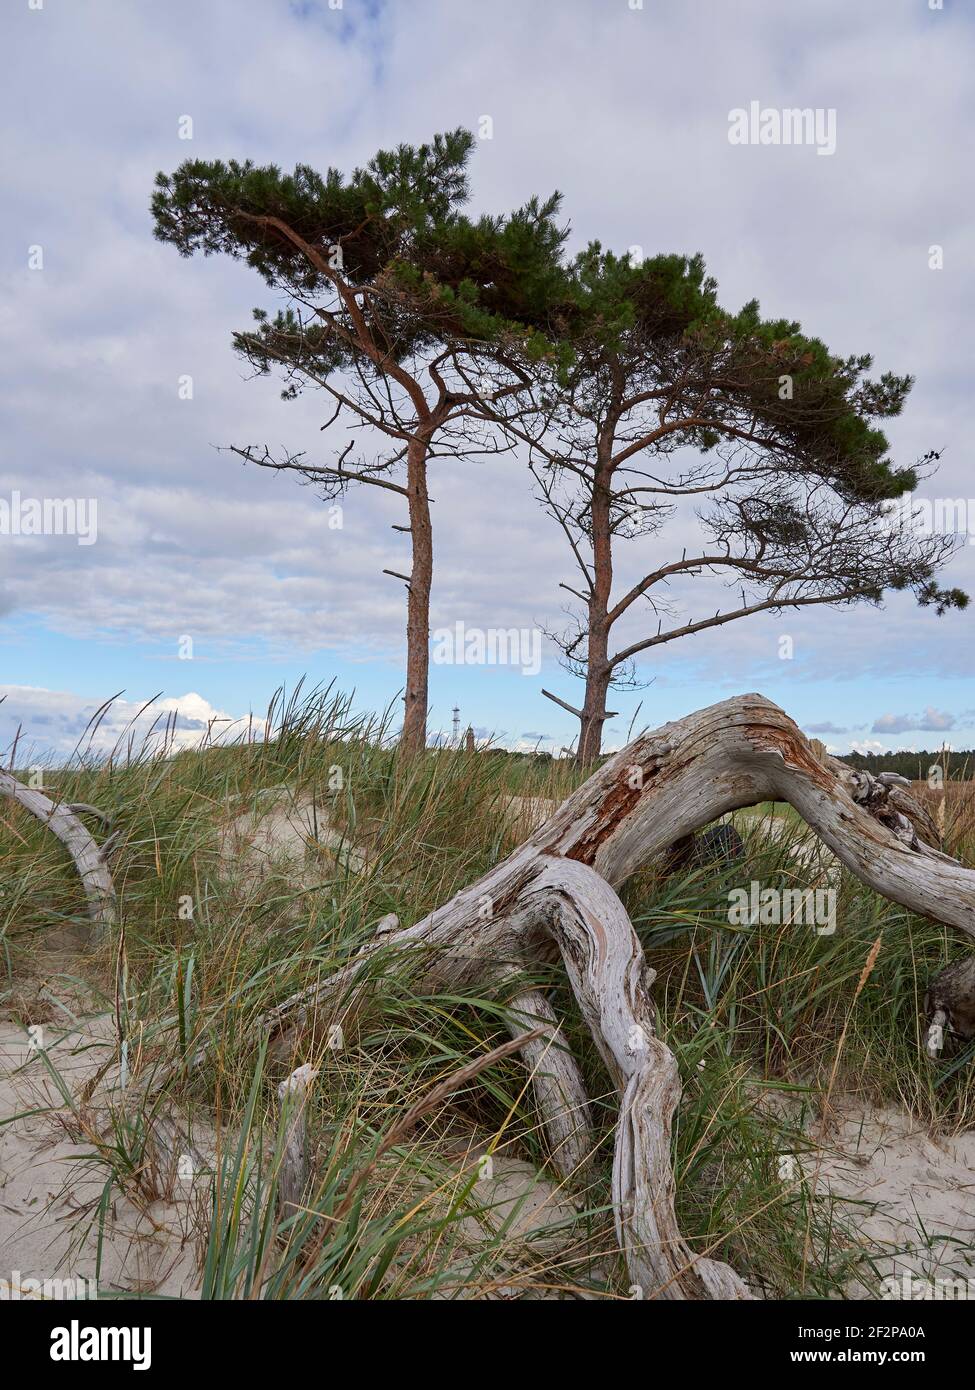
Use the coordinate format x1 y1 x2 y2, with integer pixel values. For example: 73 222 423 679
132 694 975 1297
529 857 751 1298
0 771 116 937
505 988 595 1180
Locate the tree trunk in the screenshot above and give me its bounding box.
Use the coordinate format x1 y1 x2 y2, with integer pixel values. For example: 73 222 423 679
401 435 433 758
577 661 612 767
576 460 614 766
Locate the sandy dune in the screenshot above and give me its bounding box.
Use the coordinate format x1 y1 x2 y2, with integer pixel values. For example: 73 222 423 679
0 1017 202 1299
4 1012 974 1299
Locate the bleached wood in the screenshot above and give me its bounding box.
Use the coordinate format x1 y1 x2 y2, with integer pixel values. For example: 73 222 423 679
527 858 750 1298
154 694 975 1296
0 771 116 937
276 1063 320 1220
505 989 594 1180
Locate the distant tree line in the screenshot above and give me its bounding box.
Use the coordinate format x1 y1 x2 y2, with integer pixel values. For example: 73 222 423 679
839 748 974 780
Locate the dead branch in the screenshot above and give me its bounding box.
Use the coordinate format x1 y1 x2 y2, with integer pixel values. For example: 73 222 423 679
130 693 975 1298
0 771 116 938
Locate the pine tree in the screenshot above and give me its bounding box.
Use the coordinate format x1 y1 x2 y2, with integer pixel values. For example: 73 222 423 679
152 131 566 755
481 247 967 762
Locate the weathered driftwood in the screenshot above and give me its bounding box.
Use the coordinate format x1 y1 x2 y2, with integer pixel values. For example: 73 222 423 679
235 693 975 1300
506 989 594 1180
0 771 116 937
276 1064 320 1221
924 955 975 1057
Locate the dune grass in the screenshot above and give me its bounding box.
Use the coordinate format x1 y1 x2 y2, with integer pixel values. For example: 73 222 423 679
2 682 974 1299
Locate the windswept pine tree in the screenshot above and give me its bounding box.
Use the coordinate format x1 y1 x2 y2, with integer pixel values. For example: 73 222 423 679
152 131 566 755
479 248 967 762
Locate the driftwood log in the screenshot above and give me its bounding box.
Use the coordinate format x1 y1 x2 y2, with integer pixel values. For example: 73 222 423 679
276 1064 320 1221
13 694 975 1297
240 693 975 1300
0 771 116 937
924 956 975 1056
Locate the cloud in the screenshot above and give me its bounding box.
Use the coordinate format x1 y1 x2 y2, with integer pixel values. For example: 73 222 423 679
871 707 956 734
1 0 973 744
0 685 241 764
804 721 849 734
848 739 888 755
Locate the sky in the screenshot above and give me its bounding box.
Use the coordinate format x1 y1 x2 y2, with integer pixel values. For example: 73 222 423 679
1 0 973 762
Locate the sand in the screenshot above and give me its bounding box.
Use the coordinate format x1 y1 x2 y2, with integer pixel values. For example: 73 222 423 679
805 1101 975 1295
4 1010 974 1299
0 1015 203 1299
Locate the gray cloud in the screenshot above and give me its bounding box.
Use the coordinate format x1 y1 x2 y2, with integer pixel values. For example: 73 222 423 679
1 0 973 743
871 707 957 735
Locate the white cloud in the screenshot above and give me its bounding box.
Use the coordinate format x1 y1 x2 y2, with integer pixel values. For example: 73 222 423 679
0 685 241 763
1 0 972 740
848 739 887 755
